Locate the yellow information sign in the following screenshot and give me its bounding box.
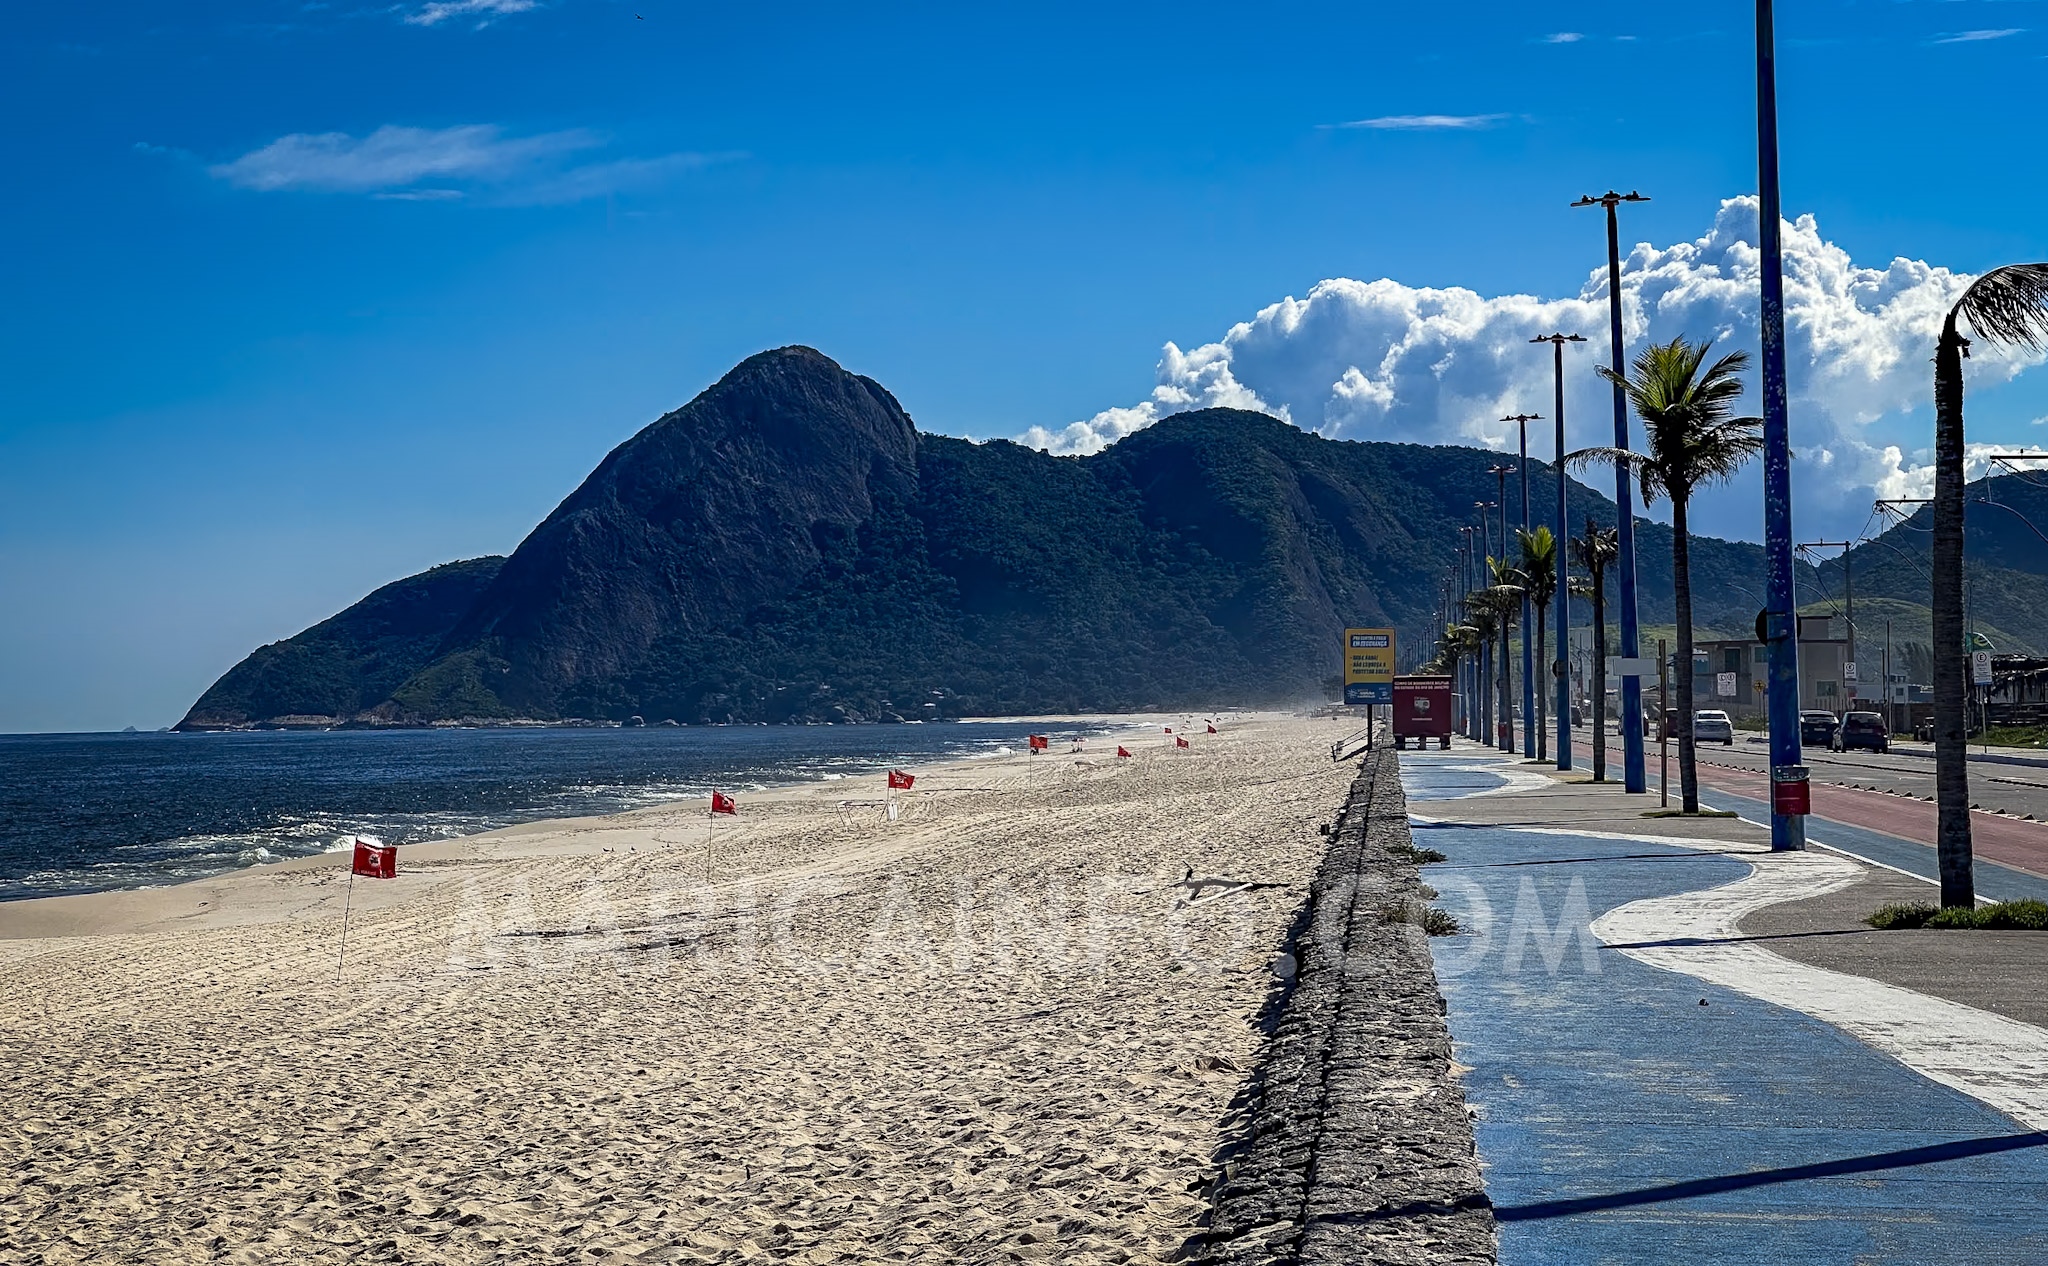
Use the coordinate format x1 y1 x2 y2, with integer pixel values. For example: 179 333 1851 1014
1342 627 1396 705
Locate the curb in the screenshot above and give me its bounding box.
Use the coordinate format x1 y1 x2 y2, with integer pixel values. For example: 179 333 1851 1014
1191 747 1495 1266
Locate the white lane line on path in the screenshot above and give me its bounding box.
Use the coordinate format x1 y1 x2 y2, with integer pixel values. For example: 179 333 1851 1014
1592 850 2048 1130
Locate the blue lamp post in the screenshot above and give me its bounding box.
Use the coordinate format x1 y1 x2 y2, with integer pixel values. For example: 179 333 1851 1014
1505 413 1542 759
1755 0 1804 848
1532 334 1586 770
1573 190 1650 793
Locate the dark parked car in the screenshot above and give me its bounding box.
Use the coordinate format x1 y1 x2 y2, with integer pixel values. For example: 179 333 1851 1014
1834 711 1889 753
1799 710 1840 747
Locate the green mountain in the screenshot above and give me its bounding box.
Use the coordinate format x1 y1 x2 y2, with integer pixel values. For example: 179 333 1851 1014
181 557 505 728
1814 472 2048 663
178 346 1811 728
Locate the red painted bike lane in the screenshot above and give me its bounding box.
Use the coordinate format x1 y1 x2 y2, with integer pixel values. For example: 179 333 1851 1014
1688 760 2048 880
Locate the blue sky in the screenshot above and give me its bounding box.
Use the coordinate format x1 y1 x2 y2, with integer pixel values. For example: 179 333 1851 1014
4 0 2047 732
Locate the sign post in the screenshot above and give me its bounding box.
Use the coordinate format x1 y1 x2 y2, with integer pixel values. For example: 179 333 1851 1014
1658 638 1670 809
1343 628 1396 707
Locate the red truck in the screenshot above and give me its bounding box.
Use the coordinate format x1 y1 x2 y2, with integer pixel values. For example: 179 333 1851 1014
1392 676 1453 750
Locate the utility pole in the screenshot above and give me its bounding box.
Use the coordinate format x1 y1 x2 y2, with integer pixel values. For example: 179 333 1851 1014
1753 0 1804 850
1533 334 1586 772
1885 619 1894 736
1505 414 1542 760
1799 541 1852 705
1573 188 1650 794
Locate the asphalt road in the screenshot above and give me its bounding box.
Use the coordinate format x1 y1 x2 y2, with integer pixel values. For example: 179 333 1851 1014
1540 722 2048 822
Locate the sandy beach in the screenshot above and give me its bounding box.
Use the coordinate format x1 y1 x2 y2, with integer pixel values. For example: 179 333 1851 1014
0 713 1353 1264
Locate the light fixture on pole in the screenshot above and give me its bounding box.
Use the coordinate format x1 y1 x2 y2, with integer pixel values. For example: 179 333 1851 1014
1573 188 1650 793
1532 333 1587 771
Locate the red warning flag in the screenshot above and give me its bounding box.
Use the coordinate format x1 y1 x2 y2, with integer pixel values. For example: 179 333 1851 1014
1116 745 1133 758
1163 726 1173 734
1176 736 1191 749
1028 734 1049 751
711 791 737 815
1207 724 1218 734
350 838 397 880
887 770 915 790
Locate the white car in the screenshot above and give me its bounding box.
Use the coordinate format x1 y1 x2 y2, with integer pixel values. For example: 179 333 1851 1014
1693 709 1735 745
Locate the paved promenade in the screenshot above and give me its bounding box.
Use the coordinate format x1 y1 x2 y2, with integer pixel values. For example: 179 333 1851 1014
1404 743 2048 1264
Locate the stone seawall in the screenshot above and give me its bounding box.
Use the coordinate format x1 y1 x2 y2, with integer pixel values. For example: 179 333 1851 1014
1193 746 1495 1266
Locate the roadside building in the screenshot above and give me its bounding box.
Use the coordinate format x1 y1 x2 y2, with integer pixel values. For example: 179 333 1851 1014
1687 616 1850 721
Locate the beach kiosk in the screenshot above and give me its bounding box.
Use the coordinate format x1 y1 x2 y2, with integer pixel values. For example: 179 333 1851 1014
1392 675 1453 750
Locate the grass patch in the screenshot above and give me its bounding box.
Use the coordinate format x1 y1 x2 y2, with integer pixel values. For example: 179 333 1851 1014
1640 808 1740 819
1981 725 2048 750
1380 901 1462 936
1390 842 1448 864
1867 899 2048 931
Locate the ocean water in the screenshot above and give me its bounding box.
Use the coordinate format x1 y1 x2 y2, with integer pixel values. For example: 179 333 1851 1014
0 721 1120 902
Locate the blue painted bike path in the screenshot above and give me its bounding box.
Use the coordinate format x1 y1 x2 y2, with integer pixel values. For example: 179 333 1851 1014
1402 757 2048 1264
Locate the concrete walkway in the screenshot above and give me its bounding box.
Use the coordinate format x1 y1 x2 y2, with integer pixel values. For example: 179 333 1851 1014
1404 744 2048 1263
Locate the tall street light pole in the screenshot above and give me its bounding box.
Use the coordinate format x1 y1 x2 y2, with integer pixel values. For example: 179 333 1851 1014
1504 414 1543 759
1460 527 1477 738
1486 470 1516 752
1533 333 1587 771
1476 502 1499 742
1755 0 1805 850
1574 189 1650 793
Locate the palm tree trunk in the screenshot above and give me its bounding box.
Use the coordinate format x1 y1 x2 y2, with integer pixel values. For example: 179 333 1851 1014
1535 604 1549 761
1933 314 1975 907
1672 496 1700 813
1591 561 1607 782
1499 611 1515 752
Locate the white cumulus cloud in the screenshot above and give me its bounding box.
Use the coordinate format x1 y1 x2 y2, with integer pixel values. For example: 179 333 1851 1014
1024 198 2047 543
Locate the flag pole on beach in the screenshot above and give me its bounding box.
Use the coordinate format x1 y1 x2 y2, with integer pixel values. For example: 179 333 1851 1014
707 791 737 881
887 769 913 822
334 835 396 983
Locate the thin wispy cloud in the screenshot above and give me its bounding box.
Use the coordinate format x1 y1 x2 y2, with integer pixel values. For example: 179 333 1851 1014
209 124 727 204
211 125 597 192
1540 32 1583 44
1932 28 2025 44
403 0 537 27
1331 113 1508 131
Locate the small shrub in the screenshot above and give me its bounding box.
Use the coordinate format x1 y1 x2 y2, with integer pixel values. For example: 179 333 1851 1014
1968 899 2048 930
1866 903 1937 930
1868 899 2048 931
1418 906 1462 937
1380 900 1462 936
1391 842 1448 864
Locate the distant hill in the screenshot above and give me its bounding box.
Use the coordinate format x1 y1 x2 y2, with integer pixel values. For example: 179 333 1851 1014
181 557 505 728
1815 472 2048 661
179 346 1814 728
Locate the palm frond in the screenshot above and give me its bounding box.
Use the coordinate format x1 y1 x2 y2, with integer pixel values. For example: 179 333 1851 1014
1563 445 1647 474
1956 263 2048 350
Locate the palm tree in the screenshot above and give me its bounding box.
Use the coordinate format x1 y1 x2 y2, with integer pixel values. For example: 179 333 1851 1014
1573 338 1763 814
1518 526 1560 761
1571 520 1619 782
1932 264 2048 907
1465 604 1500 740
